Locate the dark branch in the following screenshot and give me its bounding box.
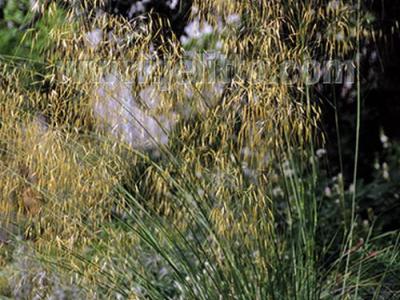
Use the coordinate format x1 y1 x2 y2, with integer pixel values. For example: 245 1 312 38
0 0 7 21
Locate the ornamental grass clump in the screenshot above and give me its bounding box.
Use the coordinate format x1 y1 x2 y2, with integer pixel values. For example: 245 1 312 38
0 0 399 299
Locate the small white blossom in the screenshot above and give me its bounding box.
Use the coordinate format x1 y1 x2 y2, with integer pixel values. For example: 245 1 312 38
128 0 151 17
272 187 284 197
167 0 179 9
382 162 390 180
226 14 241 25
324 186 332 197
380 131 390 148
181 18 214 45
316 148 327 158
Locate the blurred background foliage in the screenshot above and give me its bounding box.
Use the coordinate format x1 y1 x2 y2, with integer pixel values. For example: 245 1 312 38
0 0 64 59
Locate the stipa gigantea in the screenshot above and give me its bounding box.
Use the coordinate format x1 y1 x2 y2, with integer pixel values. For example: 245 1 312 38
2 0 396 299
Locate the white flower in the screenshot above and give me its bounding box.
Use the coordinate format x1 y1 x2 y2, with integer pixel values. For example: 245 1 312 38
85 28 103 48
380 131 389 148
181 18 214 45
128 0 151 17
93 72 174 151
272 187 284 197
316 148 327 158
324 186 332 198
380 133 389 144
282 160 295 177
382 162 390 180
167 0 179 10
226 14 241 25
